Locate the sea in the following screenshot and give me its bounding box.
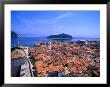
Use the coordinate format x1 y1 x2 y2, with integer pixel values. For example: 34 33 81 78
11 37 100 47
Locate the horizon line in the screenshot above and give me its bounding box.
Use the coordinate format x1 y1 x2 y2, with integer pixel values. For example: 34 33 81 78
17 36 100 38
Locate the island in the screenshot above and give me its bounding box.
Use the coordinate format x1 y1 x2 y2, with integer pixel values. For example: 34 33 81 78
47 33 72 40
11 31 18 38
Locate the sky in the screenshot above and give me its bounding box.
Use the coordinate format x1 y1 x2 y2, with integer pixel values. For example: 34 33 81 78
11 11 100 38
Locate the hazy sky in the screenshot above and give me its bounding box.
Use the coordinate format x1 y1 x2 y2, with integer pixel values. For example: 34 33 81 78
11 11 100 38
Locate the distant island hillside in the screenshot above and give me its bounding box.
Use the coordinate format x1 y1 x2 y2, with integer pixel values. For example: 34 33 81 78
11 31 18 38
47 33 72 40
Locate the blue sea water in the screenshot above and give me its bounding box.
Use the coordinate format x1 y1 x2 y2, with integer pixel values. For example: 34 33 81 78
11 37 100 47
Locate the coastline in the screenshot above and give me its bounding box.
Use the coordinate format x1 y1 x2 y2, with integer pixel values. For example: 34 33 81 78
11 37 100 47
11 40 100 77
